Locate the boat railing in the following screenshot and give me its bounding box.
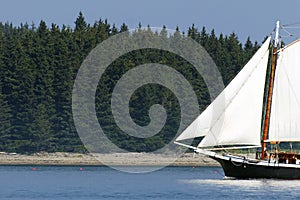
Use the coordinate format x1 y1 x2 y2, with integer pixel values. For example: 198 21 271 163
255 150 300 164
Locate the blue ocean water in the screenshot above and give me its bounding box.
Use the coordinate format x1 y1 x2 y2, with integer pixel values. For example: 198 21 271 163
0 165 299 199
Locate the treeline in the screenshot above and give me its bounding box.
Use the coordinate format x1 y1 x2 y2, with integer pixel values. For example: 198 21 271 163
0 12 261 153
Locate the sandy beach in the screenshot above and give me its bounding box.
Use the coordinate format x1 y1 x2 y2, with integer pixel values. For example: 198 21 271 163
0 152 219 166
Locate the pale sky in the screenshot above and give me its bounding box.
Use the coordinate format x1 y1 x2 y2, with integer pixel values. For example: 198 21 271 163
1 0 300 43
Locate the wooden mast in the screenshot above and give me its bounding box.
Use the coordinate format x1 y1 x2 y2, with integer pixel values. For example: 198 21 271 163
261 21 280 159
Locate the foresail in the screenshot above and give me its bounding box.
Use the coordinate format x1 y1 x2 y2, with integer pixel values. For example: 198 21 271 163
176 37 271 148
175 101 214 141
268 39 300 142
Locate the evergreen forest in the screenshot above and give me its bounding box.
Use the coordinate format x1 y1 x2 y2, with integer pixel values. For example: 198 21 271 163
0 12 262 153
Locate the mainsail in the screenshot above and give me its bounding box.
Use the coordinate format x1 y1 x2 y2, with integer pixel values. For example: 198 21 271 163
176 37 271 148
268 39 300 142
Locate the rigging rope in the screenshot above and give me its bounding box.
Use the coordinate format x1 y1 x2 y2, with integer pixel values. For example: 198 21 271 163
282 22 300 27
280 23 300 40
281 28 293 37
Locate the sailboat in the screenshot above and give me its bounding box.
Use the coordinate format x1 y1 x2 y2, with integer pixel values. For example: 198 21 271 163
175 21 300 179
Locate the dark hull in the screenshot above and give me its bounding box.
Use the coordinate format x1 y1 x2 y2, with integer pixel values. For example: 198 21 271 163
211 156 300 179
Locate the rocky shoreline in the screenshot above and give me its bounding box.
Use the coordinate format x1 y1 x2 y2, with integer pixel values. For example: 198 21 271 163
0 152 219 166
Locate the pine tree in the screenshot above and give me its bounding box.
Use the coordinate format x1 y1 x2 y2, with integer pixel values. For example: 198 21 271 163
120 23 128 32
223 32 243 84
31 103 52 151
74 11 87 33
0 31 12 150
111 24 118 35
0 85 12 151
51 23 83 152
1 29 35 152
244 36 254 59
188 24 199 41
160 25 168 38
199 26 208 46
94 19 110 43
206 29 218 57
27 21 56 151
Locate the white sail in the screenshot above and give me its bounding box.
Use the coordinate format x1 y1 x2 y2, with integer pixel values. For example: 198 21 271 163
176 37 271 148
268 39 300 142
174 98 216 141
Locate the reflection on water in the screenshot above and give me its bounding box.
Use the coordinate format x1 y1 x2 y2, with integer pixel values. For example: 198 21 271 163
184 178 300 187
181 178 300 196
